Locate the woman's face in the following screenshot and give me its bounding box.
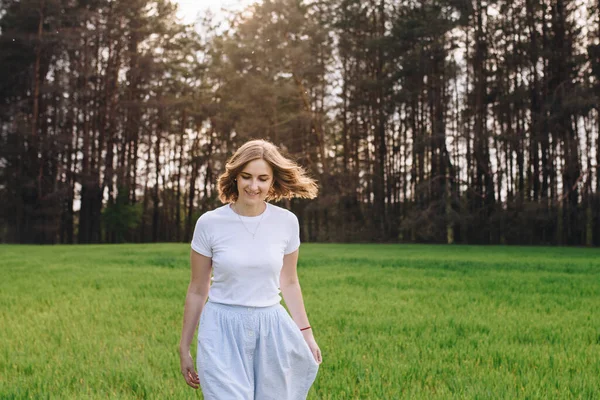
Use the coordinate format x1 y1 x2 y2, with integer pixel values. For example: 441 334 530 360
236 159 274 204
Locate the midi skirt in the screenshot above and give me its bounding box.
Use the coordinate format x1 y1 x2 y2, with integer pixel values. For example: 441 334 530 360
196 300 319 400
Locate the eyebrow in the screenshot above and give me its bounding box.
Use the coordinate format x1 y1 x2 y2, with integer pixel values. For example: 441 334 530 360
240 172 271 177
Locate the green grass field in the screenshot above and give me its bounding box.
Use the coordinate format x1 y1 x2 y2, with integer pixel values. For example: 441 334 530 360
1 243 599 399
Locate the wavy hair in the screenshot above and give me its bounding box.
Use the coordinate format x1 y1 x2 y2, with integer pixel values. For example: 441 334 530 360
217 139 319 203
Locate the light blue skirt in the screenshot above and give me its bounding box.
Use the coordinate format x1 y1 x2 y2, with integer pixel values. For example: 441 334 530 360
196 300 319 400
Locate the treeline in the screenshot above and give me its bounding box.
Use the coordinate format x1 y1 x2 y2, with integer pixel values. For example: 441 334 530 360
0 0 598 245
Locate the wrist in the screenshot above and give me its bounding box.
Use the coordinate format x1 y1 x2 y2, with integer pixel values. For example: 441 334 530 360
301 328 314 339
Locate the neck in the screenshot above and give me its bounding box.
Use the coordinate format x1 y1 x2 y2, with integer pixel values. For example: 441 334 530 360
232 201 266 217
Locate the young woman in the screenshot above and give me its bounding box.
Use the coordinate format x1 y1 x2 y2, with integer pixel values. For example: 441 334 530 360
179 139 322 399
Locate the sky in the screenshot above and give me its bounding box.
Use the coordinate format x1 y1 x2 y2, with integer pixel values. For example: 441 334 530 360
173 0 258 27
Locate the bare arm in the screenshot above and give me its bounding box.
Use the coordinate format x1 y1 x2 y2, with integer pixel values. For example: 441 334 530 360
280 249 310 329
280 248 322 363
179 249 212 354
179 249 212 389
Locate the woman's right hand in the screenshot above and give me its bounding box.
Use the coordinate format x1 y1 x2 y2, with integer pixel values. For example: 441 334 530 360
180 350 200 389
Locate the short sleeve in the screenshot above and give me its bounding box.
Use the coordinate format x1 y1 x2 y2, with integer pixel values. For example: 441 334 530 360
284 213 301 255
191 214 212 257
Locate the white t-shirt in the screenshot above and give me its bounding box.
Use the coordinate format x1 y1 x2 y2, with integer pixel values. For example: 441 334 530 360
190 202 301 307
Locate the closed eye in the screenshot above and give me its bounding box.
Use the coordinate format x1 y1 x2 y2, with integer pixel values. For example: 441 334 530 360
241 175 269 182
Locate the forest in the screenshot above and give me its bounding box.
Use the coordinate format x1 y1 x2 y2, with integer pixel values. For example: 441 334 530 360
0 0 598 245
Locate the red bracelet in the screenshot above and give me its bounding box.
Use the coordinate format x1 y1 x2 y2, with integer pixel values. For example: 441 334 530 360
300 326 311 331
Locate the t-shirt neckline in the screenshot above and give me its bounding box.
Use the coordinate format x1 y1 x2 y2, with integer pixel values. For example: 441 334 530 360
227 201 270 220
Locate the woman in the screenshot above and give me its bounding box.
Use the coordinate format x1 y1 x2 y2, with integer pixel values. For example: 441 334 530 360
179 139 322 400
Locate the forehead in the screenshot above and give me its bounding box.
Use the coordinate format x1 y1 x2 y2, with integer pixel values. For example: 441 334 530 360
240 159 273 176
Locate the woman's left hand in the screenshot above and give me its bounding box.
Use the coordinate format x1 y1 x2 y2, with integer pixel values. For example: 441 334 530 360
302 330 322 364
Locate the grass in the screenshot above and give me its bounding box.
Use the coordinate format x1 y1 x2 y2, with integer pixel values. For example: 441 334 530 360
1 243 599 399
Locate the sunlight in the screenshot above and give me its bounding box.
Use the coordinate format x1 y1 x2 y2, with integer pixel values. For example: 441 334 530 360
173 0 258 25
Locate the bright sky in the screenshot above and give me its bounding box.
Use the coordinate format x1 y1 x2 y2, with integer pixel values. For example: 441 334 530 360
174 0 258 26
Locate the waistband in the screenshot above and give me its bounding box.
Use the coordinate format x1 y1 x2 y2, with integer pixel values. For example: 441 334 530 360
206 299 282 315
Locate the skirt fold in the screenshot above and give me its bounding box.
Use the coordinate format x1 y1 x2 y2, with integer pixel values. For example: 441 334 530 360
197 301 319 400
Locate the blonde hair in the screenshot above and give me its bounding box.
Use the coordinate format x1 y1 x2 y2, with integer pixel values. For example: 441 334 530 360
217 140 319 203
